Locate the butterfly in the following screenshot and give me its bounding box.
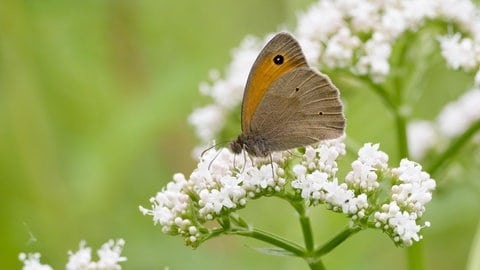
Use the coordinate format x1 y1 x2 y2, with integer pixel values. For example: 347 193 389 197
229 32 345 157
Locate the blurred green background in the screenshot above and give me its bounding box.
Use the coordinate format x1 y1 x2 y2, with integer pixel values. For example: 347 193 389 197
1 0 479 269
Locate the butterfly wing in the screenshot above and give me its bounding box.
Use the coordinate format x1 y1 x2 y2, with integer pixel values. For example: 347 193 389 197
241 32 308 134
249 67 345 152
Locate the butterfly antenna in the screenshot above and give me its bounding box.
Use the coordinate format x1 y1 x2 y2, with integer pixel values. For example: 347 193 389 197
208 148 224 170
200 140 229 158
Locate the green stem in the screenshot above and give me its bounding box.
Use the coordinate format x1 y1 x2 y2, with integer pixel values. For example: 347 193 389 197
279 196 316 253
363 77 409 160
407 242 424 270
226 227 305 256
300 215 314 252
395 109 409 159
427 119 480 176
307 258 326 270
315 226 361 257
298 206 315 252
362 76 396 111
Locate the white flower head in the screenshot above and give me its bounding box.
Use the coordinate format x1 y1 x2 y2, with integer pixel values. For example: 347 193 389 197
188 105 225 142
374 202 422 246
437 88 480 138
20 240 127 270
438 34 478 71
391 159 436 215
407 120 438 160
322 27 361 68
19 253 53 270
345 143 388 192
96 239 127 270
66 241 94 270
372 158 436 246
292 169 329 201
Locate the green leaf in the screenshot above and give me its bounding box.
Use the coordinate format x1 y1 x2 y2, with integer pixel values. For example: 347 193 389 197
252 247 298 257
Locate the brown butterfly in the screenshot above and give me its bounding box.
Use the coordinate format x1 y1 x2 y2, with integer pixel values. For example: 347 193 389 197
229 32 345 157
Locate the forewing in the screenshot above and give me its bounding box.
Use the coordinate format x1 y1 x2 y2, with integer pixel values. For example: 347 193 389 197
241 32 308 133
249 67 345 152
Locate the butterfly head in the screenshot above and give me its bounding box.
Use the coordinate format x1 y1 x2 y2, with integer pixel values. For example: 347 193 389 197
229 135 244 155
230 134 271 157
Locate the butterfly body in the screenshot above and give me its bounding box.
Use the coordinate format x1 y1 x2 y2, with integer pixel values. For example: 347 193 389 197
229 32 345 157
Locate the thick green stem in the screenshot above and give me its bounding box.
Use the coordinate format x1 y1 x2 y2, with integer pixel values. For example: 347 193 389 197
291 201 315 252
427 119 480 176
407 242 424 270
300 215 314 252
315 226 361 257
307 258 326 270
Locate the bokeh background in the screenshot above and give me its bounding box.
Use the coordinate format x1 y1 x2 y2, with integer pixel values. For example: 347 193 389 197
1 0 479 269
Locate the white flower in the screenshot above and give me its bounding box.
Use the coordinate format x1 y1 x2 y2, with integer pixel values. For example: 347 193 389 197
296 0 345 43
436 0 479 34
355 37 392 82
322 179 355 213
20 240 127 270
292 169 329 201
323 28 361 68
345 143 388 192
377 7 407 41
358 143 388 168
19 253 53 270
401 0 436 28
374 202 422 246
66 241 93 270
188 105 225 142
242 164 275 191
95 239 127 270
347 1 380 32
66 239 126 270
391 159 436 215
139 173 190 233
437 88 480 138
372 159 435 246
345 160 379 191
220 175 246 203
199 188 236 216
407 87 480 157
407 120 438 160
438 34 478 70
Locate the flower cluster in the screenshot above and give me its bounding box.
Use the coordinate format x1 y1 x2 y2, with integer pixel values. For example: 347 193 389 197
190 0 480 146
374 159 436 245
140 144 292 246
141 140 435 247
19 239 126 270
19 253 52 270
408 88 480 160
343 144 436 245
298 0 480 81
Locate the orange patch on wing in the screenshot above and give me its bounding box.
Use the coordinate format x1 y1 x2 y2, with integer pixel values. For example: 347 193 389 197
241 53 305 133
